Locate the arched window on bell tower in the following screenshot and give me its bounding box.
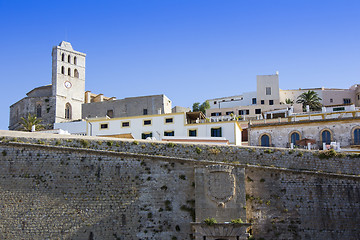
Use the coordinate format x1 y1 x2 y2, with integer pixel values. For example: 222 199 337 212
61 66 65 74
74 69 79 78
61 53 65 61
74 56 77 65
68 68 71 76
65 103 72 119
68 55 71 63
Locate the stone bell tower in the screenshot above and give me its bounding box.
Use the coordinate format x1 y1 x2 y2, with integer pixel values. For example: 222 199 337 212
52 41 86 123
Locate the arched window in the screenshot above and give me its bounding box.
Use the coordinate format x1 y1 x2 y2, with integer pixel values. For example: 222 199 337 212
74 69 79 78
353 128 360 145
61 53 65 61
65 103 72 119
68 55 71 63
74 56 77 65
321 129 332 144
68 68 71 76
61 66 65 74
260 134 271 147
290 131 300 145
36 104 42 118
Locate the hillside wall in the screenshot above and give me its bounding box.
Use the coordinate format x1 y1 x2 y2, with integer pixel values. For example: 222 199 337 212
0 131 359 239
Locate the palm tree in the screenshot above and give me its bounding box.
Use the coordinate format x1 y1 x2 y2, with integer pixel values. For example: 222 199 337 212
296 90 322 111
20 114 44 131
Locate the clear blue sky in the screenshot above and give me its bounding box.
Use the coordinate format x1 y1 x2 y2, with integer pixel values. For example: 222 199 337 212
0 0 359 130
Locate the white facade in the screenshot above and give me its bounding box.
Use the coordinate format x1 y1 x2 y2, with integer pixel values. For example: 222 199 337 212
56 112 242 145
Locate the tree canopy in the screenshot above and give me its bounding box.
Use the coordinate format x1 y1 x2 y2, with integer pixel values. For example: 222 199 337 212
296 90 322 111
192 101 210 114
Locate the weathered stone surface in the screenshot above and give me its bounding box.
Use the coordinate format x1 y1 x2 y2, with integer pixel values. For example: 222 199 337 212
0 130 359 239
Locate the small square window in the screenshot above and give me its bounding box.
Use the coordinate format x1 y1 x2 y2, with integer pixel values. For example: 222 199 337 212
144 120 151 125
343 98 351 104
122 122 130 127
165 118 173 123
142 132 152 139
189 129 197 137
100 123 108 129
261 100 264 105
214 101 217 104
164 131 175 136
269 100 274 105
330 98 333 103
211 128 222 137
252 98 257 104
143 109 148 115
255 109 261 114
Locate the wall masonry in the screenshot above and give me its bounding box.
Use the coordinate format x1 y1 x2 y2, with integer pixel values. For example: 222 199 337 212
0 131 359 239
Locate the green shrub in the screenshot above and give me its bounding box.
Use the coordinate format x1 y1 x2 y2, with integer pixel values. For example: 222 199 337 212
80 139 90 148
195 147 202 154
133 141 139 145
107 141 113 146
204 217 217 225
167 142 176 148
230 218 244 224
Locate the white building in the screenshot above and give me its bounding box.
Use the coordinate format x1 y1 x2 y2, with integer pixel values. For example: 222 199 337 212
55 112 242 145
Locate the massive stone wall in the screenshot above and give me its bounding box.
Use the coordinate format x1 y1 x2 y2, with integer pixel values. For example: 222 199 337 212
0 131 359 239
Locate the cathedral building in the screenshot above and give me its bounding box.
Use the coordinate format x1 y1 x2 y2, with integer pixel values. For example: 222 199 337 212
9 41 173 131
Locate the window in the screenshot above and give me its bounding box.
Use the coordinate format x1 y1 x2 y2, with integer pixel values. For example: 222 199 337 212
255 109 261 114
106 110 114 118
226 111 234 115
343 98 351 104
269 100 274 105
142 132 152 139
252 98 257 104
290 132 300 145
239 109 249 115
214 101 217 104
354 128 360 145
143 109 148 115
65 103 72 119
68 55 71 63
188 129 197 137
261 100 265 105
321 130 332 144
100 123 108 129
74 69 79 78
164 131 175 136
358 95 360 100
333 107 345 112
266 87 271 95
74 56 77 65
330 98 333 103
165 118 173 123
260 134 270 147
211 112 222 116
61 66 65 74
68 68 71 76
122 121 130 127
144 120 152 125
61 53 65 61
36 104 42 118
211 127 222 137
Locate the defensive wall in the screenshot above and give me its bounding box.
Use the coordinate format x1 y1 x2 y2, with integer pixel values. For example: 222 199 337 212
0 130 359 239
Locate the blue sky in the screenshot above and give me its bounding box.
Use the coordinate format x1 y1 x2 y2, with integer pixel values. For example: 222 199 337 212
0 0 359 130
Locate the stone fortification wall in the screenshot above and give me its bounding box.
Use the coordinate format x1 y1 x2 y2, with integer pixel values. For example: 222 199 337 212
0 131 359 239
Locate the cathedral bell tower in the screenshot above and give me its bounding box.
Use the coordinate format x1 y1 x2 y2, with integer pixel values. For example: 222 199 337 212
51 41 86 123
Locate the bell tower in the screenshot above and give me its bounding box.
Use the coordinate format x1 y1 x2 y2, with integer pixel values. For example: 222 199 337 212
51 41 86 123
